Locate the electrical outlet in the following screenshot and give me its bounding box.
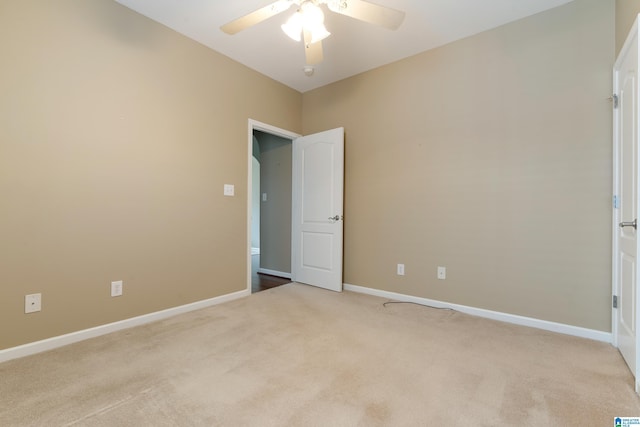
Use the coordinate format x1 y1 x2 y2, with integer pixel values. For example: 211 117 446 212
111 280 123 297
397 264 405 276
437 266 446 280
25 293 42 313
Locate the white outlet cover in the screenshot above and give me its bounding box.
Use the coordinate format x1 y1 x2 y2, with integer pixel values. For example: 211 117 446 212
437 266 446 280
223 184 235 196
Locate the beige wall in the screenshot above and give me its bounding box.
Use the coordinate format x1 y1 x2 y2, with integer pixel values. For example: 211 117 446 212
0 0 620 351
303 0 614 331
254 131 292 273
616 0 640 53
0 0 302 350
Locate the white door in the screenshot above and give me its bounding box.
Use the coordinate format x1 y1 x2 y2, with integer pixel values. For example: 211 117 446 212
292 127 344 292
614 15 640 391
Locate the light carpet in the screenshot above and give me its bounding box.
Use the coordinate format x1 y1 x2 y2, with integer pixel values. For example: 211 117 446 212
1 283 639 426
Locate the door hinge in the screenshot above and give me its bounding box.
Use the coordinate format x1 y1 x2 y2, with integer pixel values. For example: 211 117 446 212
612 93 619 109
613 295 618 309
614 195 620 209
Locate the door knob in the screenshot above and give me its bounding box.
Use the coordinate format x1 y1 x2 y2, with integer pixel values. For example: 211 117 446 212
328 215 343 222
619 219 637 229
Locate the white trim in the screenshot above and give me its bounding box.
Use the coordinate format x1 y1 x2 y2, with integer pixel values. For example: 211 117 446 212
257 268 292 279
0 289 249 364
612 53 620 348
344 283 612 343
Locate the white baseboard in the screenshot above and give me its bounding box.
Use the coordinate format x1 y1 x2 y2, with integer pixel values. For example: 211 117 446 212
257 268 292 279
343 283 612 343
2 284 611 364
0 289 250 364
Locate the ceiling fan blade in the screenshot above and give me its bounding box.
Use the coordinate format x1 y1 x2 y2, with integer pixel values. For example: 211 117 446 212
221 1 294 35
304 30 323 65
327 0 405 30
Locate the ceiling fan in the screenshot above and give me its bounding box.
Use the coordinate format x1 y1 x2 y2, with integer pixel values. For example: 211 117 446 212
220 0 405 66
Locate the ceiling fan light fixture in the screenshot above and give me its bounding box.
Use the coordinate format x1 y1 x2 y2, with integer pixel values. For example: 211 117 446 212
299 1 331 43
282 1 331 43
300 2 325 28
281 11 303 41
309 24 331 43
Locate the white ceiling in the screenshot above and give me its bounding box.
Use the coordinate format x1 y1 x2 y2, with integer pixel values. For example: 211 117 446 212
114 0 574 93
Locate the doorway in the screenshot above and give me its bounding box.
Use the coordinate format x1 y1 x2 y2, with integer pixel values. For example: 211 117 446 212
247 120 345 293
248 121 299 293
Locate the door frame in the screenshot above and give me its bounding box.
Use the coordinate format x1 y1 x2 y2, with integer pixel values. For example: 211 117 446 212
612 14 640 391
246 119 300 292
612 35 621 351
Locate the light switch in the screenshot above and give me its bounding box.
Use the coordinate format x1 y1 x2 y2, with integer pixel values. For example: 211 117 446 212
224 184 235 196
111 280 123 297
262 193 267 202
25 293 42 313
